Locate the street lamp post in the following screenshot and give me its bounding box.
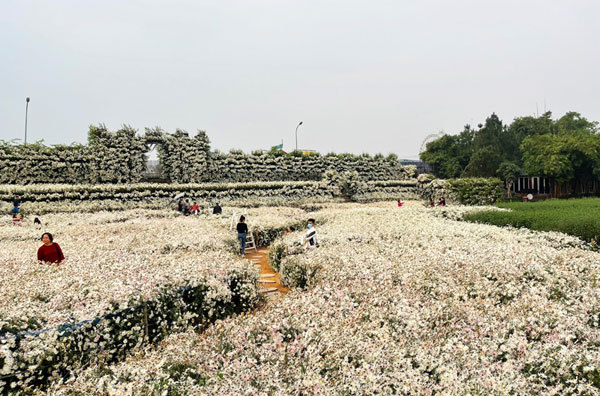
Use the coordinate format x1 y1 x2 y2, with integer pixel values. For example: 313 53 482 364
24 97 30 145
295 121 303 151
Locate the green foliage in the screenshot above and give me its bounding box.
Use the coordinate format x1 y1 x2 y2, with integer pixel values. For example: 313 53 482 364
464 198 600 243
280 256 321 289
521 131 600 183
1 268 259 393
338 171 364 200
267 147 285 157
497 162 522 197
320 170 365 200
462 145 502 177
420 130 472 178
447 178 504 205
268 239 287 272
420 111 600 187
463 114 519 177
418 177 502 205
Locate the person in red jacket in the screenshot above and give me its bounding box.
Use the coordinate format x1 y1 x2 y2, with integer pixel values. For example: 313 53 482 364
37 233 65 264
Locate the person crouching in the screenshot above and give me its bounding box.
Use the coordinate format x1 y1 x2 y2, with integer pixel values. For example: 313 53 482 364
303 218 319 250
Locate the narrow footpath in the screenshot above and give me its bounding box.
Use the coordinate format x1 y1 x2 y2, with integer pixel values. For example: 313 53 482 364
245 247 289 302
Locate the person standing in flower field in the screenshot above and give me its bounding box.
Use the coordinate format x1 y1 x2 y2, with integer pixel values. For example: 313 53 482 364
190 201 200 215
37 232 65 264
213 202 222 215
236 215 248 255
13 195 21 210
303 218 318 249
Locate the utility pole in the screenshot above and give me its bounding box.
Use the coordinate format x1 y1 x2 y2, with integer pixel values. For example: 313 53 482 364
24 97 30 145
295 121 303 151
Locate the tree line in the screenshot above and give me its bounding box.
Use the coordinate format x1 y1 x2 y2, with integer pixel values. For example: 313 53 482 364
420 111 600 189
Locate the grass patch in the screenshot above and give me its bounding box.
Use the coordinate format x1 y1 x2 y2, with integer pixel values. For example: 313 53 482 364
463 198 600 242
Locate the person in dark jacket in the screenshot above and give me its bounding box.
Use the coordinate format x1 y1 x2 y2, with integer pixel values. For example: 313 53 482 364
213 203 222 215
37 232 65 264
236 215 248 255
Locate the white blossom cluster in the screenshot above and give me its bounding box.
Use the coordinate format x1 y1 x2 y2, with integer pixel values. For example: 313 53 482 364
0 206 308 392
0 125 147 185
0 180 420 215
50 201 600 395
206 151 405 183
1 127 408 185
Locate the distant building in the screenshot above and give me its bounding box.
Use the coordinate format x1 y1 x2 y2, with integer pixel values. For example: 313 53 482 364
399 159 432 174
511 174 600 198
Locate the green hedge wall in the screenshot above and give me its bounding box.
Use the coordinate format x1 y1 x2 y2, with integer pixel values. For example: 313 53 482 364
417 175 503 205
447 178 504 205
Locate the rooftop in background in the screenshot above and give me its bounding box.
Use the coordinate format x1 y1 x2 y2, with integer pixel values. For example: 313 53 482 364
399 159 432 174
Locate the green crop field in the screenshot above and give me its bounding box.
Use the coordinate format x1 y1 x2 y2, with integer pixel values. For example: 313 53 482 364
464 198 600 242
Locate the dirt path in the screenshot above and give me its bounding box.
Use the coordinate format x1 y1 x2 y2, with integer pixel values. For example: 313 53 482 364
245 247 289 301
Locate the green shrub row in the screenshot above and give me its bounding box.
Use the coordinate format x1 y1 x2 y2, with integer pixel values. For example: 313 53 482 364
417 175 503 205
464 198 600 242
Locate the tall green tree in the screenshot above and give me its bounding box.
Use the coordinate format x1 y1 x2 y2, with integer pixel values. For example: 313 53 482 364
420 126 473 178
497 162 521 197
463 146 502 177
464 113 519 176
555 111 598 135
521 132 600 182
421 110 600 185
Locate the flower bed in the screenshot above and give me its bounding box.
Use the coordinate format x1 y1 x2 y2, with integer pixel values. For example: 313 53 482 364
0 180 419 214
0 206 310 393
53 201 600 395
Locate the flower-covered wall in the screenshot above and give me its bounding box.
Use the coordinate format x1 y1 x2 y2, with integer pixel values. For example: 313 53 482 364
0 125 147 184
206 151 404 183
0 125 406 185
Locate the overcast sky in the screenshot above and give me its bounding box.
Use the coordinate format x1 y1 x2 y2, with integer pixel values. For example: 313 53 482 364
1 1 599 158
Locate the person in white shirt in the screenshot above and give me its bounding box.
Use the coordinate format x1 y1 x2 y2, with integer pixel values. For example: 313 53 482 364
303 218 318 250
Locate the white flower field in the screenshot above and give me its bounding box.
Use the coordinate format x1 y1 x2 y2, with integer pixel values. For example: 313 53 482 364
1 200 599 394
0 207 303 330
2 200 596 395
